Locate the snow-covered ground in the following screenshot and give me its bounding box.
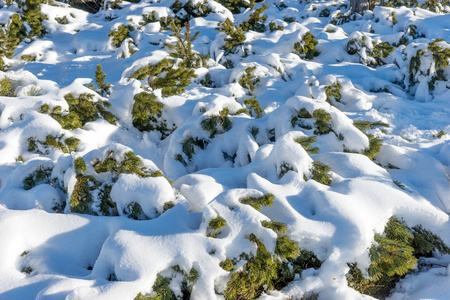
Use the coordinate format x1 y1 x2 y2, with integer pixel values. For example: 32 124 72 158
0 0 449 299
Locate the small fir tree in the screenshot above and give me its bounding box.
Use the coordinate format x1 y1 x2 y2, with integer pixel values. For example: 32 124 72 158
218 19 246 55
240 4 267 33
130 58 197 97
347 217 450 298
325 82 342 105
239 66 260 92
243 97 264 118
178 136 208 162
18 0 48 38
294 32 319 60
74 157 87 175
224 234 280 300
201 109 233 138
108 24 134 48
312 109 333 135
0 14 27 70
269 22 284 32
70 175 98 214
131 91 168 134
95 65 111 96
165 21 208 69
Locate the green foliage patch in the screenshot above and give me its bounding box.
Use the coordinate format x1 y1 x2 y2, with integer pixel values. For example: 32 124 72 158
93 65 111 96
421 0 450 12
135 275 175 300
165 21 208 69
325 81 342 105
240 4 267 33
92 151 150 179
353 120 390 132
310 161 332 185
294 32 319 60
375 0 419 7
167 0 211 26
218 19 246 55
261 220 288 234
279 161 294 178
70 150 165 216
269 22 284 32
135 266 199 300
150 0 211 29
19 0 48 38
217 0 255 14
224 234 280 300
409 39 450 93
294 136 319 154
209 216 227 231
176 135 208 164
70 174 98 214
240 193 274 211
223 231 319 299
347 217 450 298
352 120 388 160
239 66 260 92
130 58 197 97
74 157 87 175
346 35 395 67
363 135 382 160
312 109 333 135
41 93 116 130
220 259 234 271
124 202 146 220
0 77 14 96
291 108 334 136
201 109 233 138
108 24 134 48
434 130 446 139
275 234 301 261
28 135 80 154
243 97 263 119
23 166 52 190
131 91 170 136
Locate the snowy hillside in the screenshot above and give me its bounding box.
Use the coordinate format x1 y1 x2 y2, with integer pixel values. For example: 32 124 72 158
0 0 450 299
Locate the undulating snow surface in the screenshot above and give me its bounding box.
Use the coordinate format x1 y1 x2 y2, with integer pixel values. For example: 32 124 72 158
0 0 449 299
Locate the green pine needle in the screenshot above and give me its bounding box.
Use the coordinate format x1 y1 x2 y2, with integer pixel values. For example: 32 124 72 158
240 194 275 211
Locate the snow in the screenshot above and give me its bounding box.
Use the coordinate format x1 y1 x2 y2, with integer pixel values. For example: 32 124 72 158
0 0 450 299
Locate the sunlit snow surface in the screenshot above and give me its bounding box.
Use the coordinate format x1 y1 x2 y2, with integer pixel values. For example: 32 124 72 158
0 0 450 299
